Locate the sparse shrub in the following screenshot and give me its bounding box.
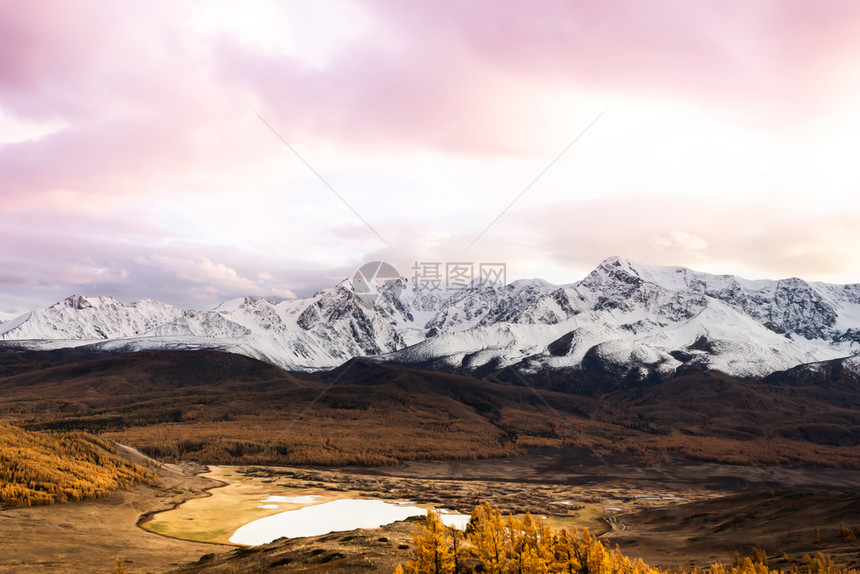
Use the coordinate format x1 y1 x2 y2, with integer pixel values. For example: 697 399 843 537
839 522 856 543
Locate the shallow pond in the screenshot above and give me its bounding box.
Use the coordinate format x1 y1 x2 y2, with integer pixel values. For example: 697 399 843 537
230 498 468 545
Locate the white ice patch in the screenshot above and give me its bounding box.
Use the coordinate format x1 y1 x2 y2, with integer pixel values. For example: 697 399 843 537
231 499 424 545
437 509 471 530
230 499 468 545
262 495 321 504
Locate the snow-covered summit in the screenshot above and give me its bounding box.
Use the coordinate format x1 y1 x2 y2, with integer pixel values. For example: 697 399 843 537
1 257 858 378
0 295 183 341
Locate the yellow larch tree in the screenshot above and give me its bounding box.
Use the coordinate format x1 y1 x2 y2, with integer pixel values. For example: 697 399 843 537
408 510 455 574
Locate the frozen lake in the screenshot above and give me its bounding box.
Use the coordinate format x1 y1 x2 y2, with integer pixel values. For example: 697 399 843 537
230 498 468 546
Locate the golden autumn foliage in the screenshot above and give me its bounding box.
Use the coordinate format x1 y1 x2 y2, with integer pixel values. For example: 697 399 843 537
411 510 456 574
399 504 860 574
0 424 156 507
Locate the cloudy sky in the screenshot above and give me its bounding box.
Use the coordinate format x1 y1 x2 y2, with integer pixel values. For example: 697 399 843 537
2 0 859 316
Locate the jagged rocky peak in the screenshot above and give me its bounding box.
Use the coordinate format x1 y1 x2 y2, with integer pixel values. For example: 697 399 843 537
576 257 685 315
57 294 124 310
297 284 368 330
423 279 507 333
2 257 858 377
770 278 838 338
58 294 95 310
585 256 712 293
238 295 291 307
580 256 647 290
374 278 415 323
595 255 638 273
479 279 571 326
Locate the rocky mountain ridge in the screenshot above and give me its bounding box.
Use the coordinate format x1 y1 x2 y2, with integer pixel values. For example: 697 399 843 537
1 257 858 379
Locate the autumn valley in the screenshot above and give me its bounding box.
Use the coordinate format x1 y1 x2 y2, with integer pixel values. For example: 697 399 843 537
0 347 857 573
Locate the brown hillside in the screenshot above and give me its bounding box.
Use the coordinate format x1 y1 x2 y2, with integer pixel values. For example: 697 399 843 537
0 348 857 468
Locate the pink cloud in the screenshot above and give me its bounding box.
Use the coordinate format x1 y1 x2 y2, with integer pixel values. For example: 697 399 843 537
1 0 858 313
0 0 107 121
0 1 185 122
379 0 860 109
217 0 860 155
0 1 258 202
215 35 521 155
1 114 191 198
0 198 308 310
507 197 860 283
5 0 859 203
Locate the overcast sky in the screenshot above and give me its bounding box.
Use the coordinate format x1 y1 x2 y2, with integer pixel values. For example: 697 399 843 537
1 0 859 316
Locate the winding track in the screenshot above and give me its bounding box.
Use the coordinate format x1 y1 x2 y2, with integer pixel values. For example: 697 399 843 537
600 514 627 538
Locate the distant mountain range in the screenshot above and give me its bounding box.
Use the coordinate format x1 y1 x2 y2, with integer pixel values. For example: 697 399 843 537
2 257 859 379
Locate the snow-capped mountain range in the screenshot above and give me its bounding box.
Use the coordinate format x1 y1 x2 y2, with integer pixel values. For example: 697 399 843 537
2 257 859 379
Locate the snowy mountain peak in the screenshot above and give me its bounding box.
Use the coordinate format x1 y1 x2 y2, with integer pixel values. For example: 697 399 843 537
1 259 858 378
587 256 701 293
598 255 641 274
583 256 646 288
59 294 93 310
55 294 120 310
